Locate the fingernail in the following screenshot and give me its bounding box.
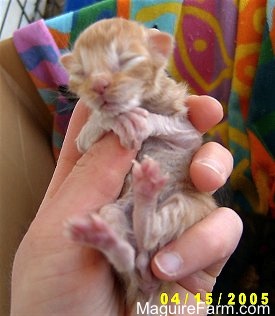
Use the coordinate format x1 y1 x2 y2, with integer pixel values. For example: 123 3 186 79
154 251 184 277
196 158 226 180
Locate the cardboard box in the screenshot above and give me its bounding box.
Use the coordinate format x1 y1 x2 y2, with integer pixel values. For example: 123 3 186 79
0 38 55 315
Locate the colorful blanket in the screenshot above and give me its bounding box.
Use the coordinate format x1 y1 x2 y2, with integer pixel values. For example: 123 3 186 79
13 0 275 219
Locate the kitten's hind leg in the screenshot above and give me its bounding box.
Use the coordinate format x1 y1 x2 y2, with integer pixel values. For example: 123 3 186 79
132 156 168 251
132 156 216 251
132 158 168 296
64 205 135 273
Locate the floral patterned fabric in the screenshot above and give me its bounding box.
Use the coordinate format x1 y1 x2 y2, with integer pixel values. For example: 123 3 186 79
13 0 275 216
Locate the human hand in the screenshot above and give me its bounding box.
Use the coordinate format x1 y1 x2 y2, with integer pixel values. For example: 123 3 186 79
10 96 242 316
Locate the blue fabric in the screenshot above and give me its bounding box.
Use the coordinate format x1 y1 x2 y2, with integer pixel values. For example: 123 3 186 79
64 0 102 12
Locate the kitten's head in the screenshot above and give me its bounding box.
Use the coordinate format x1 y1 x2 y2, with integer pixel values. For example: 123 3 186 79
60 18 173 116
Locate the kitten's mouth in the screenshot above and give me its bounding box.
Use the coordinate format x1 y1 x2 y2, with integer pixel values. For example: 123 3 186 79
101 101 118 112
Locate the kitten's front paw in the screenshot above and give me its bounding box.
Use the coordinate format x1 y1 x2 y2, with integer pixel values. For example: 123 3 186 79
113 108 150 150
76 123 95 153
76 121 104 153
76 133 90 153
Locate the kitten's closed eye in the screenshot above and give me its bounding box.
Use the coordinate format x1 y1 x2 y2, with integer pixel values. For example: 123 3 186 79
119 55 147 70
73 69 86 77
69 63 86 78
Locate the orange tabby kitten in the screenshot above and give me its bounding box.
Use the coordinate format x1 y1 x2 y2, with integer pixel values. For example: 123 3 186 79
61 18 216 314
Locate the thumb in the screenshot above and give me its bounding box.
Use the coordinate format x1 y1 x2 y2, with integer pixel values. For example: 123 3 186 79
39 133 137 220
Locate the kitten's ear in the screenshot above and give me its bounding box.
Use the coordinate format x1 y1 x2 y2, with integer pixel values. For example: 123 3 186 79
60 53 75 70
148 30 174 61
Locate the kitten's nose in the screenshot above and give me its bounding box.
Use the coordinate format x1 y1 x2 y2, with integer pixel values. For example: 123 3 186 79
92 76 110 94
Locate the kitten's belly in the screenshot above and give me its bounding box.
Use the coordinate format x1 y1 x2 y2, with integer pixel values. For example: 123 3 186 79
121 136 199 216
136 137 198 193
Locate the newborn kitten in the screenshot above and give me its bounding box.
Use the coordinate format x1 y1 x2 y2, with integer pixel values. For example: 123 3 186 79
61 18 217 314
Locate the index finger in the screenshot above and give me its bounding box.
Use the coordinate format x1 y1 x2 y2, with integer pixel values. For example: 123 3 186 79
45 100 89 198
186 95 223 133
152 207 243 282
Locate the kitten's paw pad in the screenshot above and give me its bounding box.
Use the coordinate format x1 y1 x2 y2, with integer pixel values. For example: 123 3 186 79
64 215 136 272
64 214 116 247
63 217 90 243
132 156 168 197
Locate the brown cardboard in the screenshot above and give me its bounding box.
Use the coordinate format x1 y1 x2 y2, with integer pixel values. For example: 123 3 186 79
0 38 53 134
0 38 55 315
